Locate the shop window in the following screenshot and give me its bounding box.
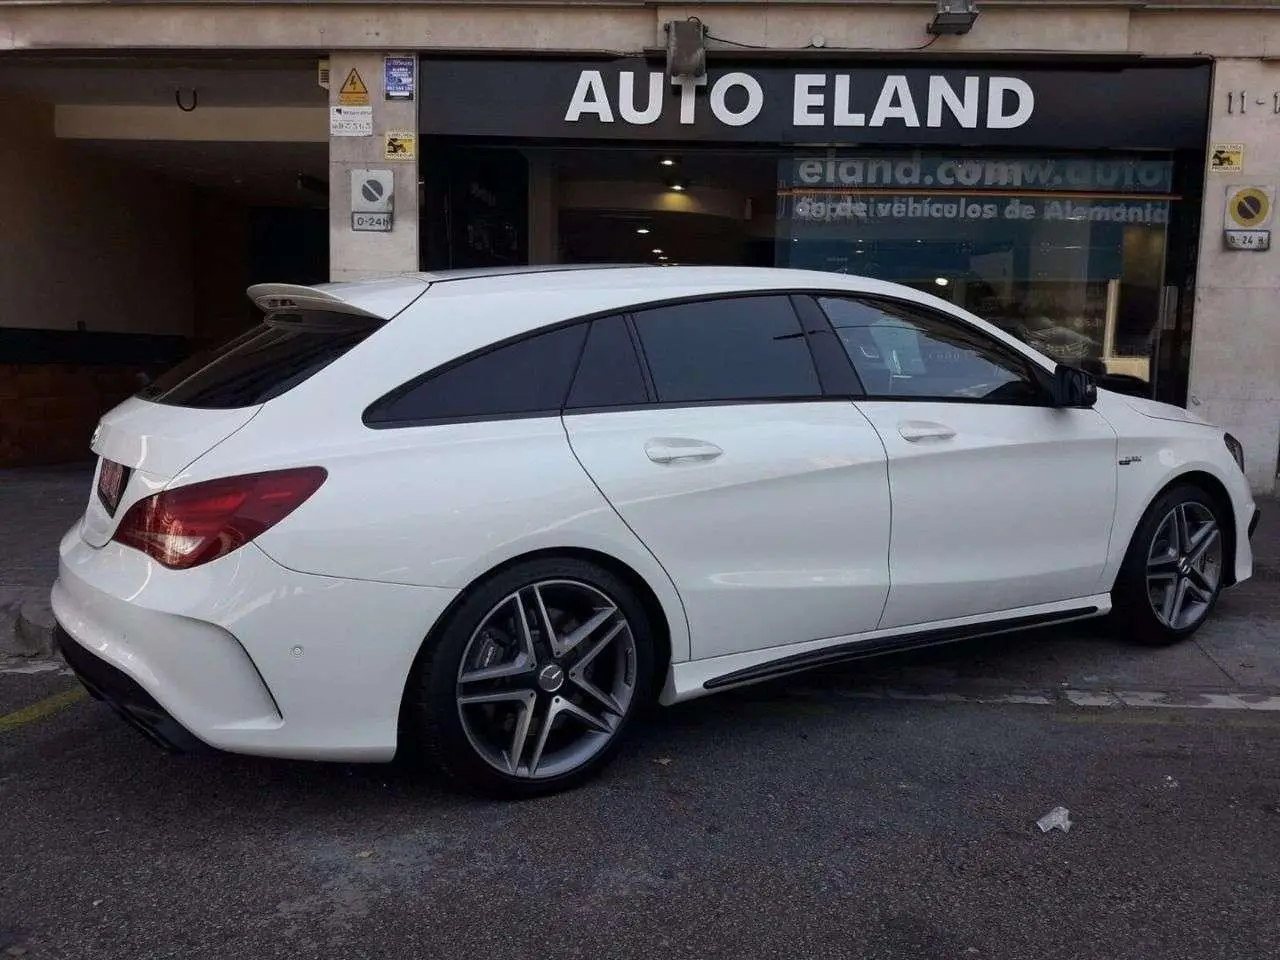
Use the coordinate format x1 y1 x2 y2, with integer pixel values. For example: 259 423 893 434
777 152 1176 394
365 323 588 426
631 296 821 404
819 296 1044 405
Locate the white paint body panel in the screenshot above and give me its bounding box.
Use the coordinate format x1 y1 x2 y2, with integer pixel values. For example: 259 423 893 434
564 402 892 660
82 397 261 547
50 266 1258 759
854 400 1119 628
53 527 456 760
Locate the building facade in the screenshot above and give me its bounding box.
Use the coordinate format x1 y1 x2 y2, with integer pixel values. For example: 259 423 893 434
1 1 1278 494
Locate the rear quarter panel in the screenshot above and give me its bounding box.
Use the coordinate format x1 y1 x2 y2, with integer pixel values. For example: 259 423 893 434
177 412 694 663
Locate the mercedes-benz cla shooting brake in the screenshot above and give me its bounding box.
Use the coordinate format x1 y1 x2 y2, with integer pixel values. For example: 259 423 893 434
53 265 1260 797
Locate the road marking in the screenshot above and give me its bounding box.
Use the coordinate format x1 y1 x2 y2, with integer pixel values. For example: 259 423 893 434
0 659 68 676
785 685 1280 712
0 687 86 732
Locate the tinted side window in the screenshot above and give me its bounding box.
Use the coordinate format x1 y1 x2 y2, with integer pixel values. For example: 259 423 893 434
632 296 821 404
366 323 588 425
566 315 650 409
819 297 1045 405
139 313 384 410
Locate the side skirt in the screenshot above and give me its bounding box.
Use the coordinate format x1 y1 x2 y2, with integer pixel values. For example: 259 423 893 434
660 597 1109 704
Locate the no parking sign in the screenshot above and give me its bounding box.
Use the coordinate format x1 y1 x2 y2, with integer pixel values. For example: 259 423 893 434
1223 184 1274 251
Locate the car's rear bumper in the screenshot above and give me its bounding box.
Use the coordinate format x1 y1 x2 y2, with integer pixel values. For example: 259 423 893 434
51 522 458 762
57 625 211 754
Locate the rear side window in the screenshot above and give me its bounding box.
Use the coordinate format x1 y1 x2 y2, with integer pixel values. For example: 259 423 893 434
631 296 821 404
365 323 589 426
139 313 383 410
565 315 650 410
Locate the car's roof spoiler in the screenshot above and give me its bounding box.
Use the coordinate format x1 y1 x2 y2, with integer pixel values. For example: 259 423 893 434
247 279 431 321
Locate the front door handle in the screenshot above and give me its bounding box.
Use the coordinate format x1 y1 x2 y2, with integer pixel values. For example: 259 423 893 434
645 437 724 464
898 421 956 442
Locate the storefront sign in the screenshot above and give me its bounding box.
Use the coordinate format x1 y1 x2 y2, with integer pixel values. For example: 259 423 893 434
786 153 1175 194
786 193 1172 226
418 58 1211 149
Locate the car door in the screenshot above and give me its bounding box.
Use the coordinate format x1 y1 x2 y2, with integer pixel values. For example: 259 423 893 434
562 297 892 661
811 293 1119 631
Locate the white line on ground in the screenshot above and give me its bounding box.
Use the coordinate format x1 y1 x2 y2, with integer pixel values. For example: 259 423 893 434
0 659 70 676
789 686 1280 712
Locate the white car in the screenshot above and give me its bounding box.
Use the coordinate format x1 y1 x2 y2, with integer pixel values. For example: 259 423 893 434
52 265 1260 797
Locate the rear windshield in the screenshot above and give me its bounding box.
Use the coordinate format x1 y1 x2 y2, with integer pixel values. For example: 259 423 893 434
138 312 384 410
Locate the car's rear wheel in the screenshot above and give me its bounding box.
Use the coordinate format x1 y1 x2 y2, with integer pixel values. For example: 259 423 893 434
1111 483 1228 645
408 557 656 798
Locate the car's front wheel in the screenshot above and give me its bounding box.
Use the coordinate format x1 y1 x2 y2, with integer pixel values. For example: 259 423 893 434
407 557 656 798
1112 483 1229 645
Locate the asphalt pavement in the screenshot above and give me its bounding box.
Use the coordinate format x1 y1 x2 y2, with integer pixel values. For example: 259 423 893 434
3 666 1280 960
2 467 1279 959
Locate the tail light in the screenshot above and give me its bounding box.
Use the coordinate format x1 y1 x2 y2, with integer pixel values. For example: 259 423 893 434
112 467 327 570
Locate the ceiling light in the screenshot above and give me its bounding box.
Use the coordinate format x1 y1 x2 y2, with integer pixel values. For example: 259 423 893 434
667 178 688 192
935 277 950 286
659 156 678 167
652 248 663 254
658 255 669 261
636 227 651 235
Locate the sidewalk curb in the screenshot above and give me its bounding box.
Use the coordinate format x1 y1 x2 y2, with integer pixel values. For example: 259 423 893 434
16 599 57 658
1 595 57 660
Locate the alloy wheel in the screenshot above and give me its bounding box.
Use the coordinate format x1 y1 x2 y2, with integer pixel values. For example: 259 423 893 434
455 579 638 780
1145 501 1223 631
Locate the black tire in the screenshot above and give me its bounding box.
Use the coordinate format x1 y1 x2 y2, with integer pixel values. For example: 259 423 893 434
406 556 657 799
1110 483 1229 646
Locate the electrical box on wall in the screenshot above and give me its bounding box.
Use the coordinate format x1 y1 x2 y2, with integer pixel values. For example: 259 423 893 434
351 169 394 232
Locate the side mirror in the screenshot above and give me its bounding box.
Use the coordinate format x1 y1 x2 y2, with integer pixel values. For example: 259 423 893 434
1051 364 1098 408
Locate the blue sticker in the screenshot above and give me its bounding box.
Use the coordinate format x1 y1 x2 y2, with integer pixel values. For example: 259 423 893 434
385 56 415 101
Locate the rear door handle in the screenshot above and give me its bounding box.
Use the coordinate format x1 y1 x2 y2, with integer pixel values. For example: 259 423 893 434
898 421 956 442
645 437 724 464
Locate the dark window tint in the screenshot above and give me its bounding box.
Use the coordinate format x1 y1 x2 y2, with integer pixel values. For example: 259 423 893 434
632 296 821 404
566 315 649 409
367 323 588 425
819 297 1045 404
139 312 383 410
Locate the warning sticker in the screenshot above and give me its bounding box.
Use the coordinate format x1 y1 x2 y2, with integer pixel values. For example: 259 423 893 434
338 68 371 107
1225 185 1274 230
1209 143 1244 174
384 131 416 161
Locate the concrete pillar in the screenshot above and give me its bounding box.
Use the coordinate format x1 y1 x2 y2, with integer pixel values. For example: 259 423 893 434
1188 59 1280 495
528 156 559 265
328 52 418 282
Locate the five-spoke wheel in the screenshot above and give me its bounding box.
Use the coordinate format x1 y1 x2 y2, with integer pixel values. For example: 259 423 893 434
1144 500 1223 632
408 558 655 797
1114 484 1229 645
